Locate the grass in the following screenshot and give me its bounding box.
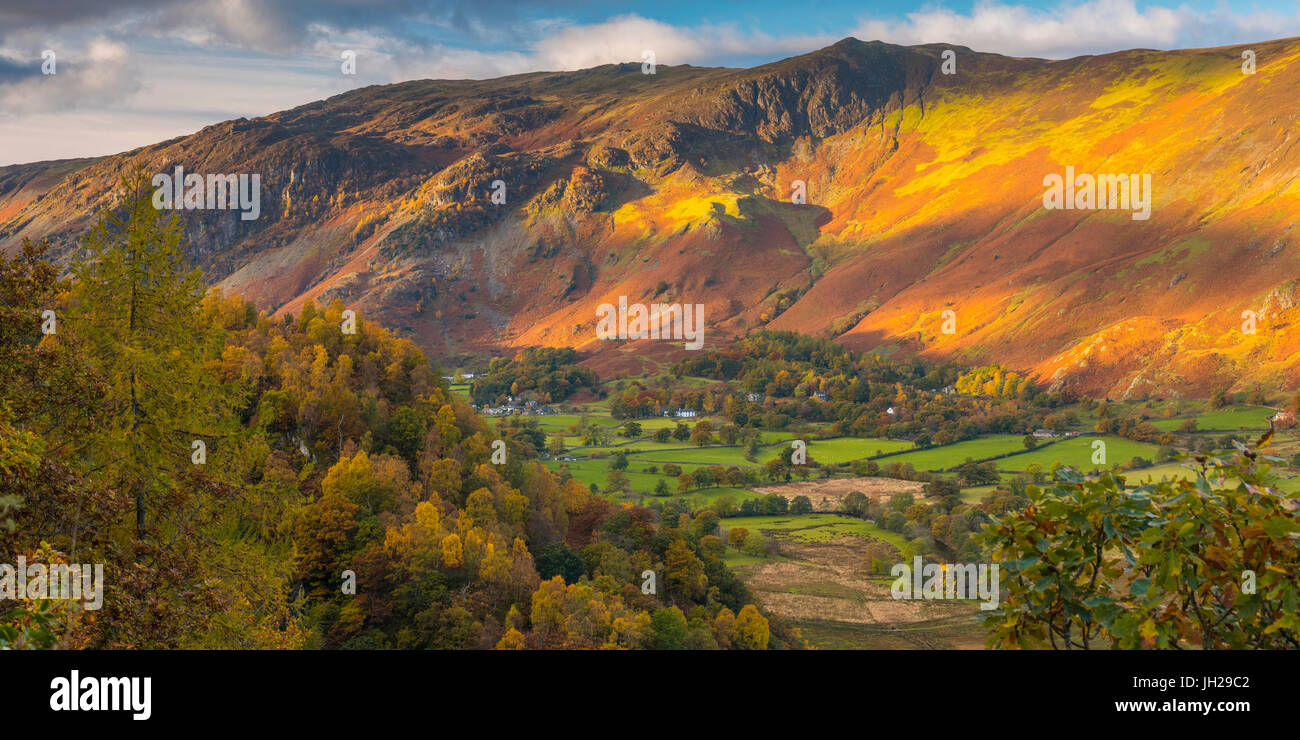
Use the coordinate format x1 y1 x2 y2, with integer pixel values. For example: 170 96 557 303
879 435 1026 471
1117 460 1300 493
543 458 763 502
1148 405 1275 432
534 413 624 429
756 430 801 443
784 581 865 600
960 484 996 504
1116 461 1199 486
663 486 763 507
625 445 759 467
545 459 670 493
999 435 1161 472
722 514 908 549
801 436 913 463
603 438 731 453
721 548 784 567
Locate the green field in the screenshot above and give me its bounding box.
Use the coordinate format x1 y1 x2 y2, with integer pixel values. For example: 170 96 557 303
625 445 761 467
999 435 1160 471
801 436 914 463
1149 405 1274 432
603 438 736 454
1117 460 1300 493
756 430 801 444
534 414 728 434
721 549 786 567
669 486 764 506
543 457 764 501
533 413 624 430
879 435 1025 471
960 484 996 504
722 514 908 549
545 459 669 493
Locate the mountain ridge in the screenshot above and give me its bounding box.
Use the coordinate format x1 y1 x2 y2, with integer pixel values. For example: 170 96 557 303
3 36 1300 397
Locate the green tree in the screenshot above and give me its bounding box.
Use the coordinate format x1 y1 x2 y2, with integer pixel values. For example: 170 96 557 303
606 468 629 492
609 449 629 470
69 169 243 537
385 406 426 470
534 542 586 584
981 435 1300 649
650 606 688 650
843 491 869 516
1209 387 1229 410
547 433 566 456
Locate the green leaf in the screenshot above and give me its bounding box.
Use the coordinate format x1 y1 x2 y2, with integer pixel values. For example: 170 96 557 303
1129 577 1150 598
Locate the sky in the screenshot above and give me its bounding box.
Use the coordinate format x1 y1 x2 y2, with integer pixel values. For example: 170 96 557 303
1 0 1298 165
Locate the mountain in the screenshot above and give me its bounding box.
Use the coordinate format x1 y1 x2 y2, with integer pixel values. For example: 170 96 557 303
3 37 1300 397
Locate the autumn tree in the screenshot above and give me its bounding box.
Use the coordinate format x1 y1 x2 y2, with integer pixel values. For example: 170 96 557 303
664 538 707 602
733 604 770 649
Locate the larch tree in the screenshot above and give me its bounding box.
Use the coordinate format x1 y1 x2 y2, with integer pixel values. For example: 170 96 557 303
68 167 243 539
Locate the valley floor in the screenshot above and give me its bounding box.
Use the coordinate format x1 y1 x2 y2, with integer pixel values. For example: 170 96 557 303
455 378 1297 649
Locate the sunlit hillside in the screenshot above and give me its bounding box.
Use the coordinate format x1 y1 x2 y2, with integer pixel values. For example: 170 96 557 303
3 37 1299 397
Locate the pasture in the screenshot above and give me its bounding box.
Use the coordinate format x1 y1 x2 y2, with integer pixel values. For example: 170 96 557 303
999 435 1160 472
879 435 1025 471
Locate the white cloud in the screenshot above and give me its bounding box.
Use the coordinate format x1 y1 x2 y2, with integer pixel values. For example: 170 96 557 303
0 37 139 115
292 14 836 82
526 14 833 71
851 0 1300 59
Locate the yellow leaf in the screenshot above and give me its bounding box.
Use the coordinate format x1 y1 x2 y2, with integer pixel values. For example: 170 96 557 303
1140 619 1158 639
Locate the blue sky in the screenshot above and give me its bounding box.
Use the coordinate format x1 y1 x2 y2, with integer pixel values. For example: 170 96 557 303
2 0 1299 164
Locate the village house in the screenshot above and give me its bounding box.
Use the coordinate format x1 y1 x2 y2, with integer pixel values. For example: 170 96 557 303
1271 410 1297 429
